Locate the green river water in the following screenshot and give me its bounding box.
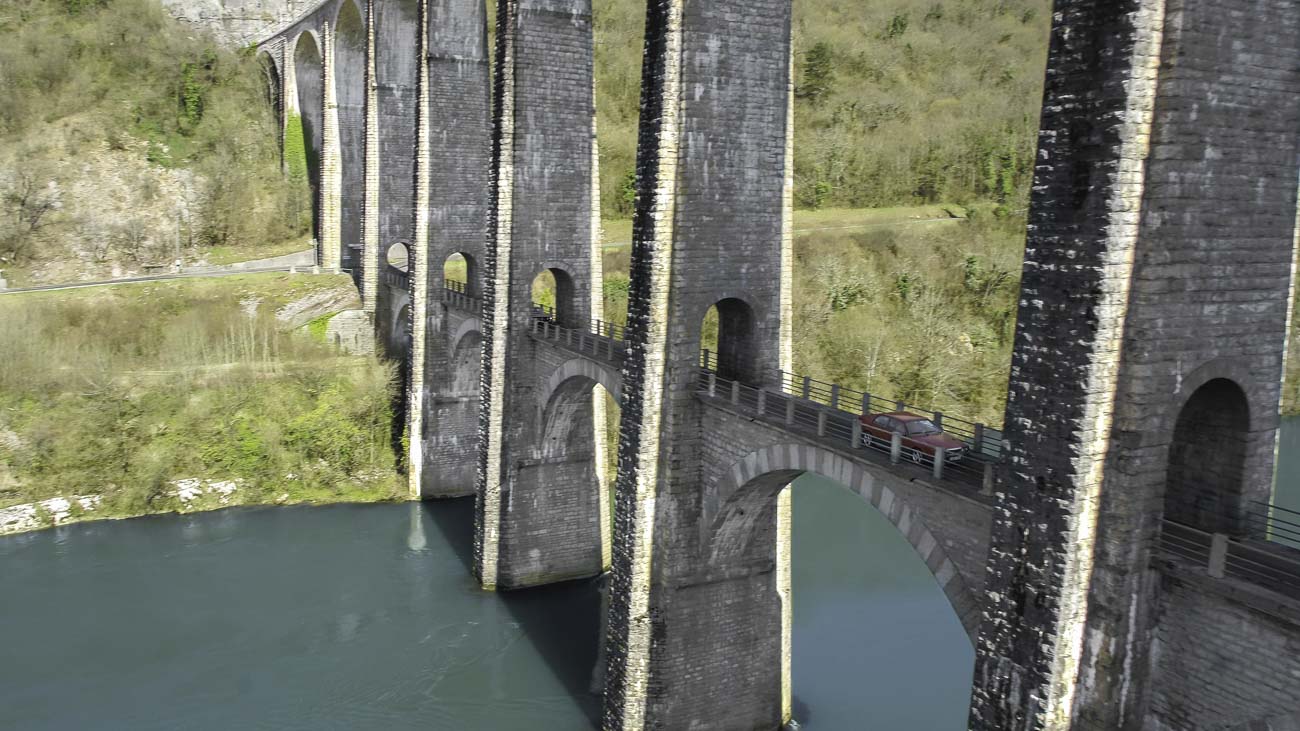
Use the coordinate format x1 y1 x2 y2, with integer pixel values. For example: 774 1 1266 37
2 417 1293 730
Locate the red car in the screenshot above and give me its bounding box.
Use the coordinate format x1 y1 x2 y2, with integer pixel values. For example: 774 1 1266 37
859 411 966 464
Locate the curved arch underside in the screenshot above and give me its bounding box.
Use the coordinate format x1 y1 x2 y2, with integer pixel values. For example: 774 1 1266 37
711 442 981 642
292 31 324 244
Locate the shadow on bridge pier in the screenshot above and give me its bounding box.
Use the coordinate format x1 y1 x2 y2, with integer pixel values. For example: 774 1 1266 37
427 496 604 727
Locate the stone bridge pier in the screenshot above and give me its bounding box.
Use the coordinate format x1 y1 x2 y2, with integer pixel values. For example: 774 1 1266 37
601 0 807 727
474 0 607 589
409 0 492 499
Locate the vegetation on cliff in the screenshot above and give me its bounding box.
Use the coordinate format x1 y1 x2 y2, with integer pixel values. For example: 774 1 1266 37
0 0 307 284
0 274 400 525
594 0 1052 218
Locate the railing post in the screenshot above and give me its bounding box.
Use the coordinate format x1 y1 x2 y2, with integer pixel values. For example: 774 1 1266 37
973 423 985 456
1208 533 1229 579
817 410 828 437
707 372 717 397
890 432 902 464
933 411 944 430
702 349 711 369
579 332 587 352
829 384 841 410
851 419 862 448
895 399 906 412
932 448 945 480
801 375 812 399
862 392 871 414
731 381 740 405
981 462 994 496
785 397 795 426
566 328 573 346
756 389 767 417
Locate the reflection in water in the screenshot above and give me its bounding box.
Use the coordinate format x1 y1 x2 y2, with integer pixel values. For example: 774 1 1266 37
0 486 973 729
790 474 973 730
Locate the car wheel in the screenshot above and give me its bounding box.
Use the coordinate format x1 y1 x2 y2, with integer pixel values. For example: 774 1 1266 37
909 448 924 464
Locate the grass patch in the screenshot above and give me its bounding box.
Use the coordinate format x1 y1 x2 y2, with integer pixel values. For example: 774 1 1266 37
0 273 397 517
203 237 312 266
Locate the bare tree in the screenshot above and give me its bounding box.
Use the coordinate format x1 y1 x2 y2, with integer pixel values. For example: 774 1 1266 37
0 171 61 263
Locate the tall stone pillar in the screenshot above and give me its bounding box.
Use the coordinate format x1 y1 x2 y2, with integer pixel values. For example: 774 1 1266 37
601 0 794 728
360 0 380 313
408 0 492 500
969 1 1300 729
475 0 601 590
319 21 343 271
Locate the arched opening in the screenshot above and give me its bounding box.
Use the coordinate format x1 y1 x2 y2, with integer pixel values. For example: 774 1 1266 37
450 329 482 396
292 32 323 244
1165 378 1251 535
532 267 578 328
538 367 623 573
701 298 760 383
707 448 978 728
393 303 412 357
335 0 367 274
444 252 480 298
257 51 281 129
386 242 409 272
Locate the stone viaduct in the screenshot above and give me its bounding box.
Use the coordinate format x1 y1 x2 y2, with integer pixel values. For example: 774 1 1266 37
258 0 1300 728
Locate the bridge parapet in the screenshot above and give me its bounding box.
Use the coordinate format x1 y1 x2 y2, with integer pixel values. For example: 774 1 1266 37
697 355 999 490
525 313 626 366
441 282 480 314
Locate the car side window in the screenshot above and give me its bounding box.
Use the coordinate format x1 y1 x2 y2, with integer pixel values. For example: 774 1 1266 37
878 417 897 432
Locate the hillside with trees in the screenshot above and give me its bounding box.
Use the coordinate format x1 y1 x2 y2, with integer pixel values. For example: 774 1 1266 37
594 0 1053 217
0 0 307 285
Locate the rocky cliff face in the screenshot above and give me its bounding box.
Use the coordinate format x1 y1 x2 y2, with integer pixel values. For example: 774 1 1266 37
161 0 313 47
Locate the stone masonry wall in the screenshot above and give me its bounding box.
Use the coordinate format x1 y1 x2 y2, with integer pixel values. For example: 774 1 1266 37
476 0 603 589
602 0 797 728
968 2 1167 728
1147 571 1300 729
419 0 491 498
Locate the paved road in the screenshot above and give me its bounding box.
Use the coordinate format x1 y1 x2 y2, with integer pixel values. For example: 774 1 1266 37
0 265 326 296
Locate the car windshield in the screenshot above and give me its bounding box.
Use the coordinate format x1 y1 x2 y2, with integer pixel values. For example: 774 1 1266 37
905 419 941 436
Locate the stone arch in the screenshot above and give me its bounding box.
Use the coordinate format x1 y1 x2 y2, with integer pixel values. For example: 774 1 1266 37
393 303 411 350
256 49 281 119
531 265 579 328
292 30 324 243
1156 357 1272 536
444 251 481 297
542 358 623 414
449 321 482 395
334 0 367 273
385 241 409 271
701 295 763 384
707 442 980 641
1165 378 1251 534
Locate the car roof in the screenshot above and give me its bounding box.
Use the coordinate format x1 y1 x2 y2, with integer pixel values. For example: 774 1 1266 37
880 411 926 421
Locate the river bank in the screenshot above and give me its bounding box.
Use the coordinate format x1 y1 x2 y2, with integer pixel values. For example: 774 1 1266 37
0 474 400 537
0 274 401 529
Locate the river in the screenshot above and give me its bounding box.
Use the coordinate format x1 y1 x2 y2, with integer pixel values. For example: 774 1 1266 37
0 475 974 730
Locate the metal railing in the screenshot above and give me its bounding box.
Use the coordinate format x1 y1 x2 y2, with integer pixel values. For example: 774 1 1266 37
442 281 481 312
384 264 409 289
694 365 996 491
527 314 628 362
1159 520 1300 601
700 349 1003 462
1248 501 1300 551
